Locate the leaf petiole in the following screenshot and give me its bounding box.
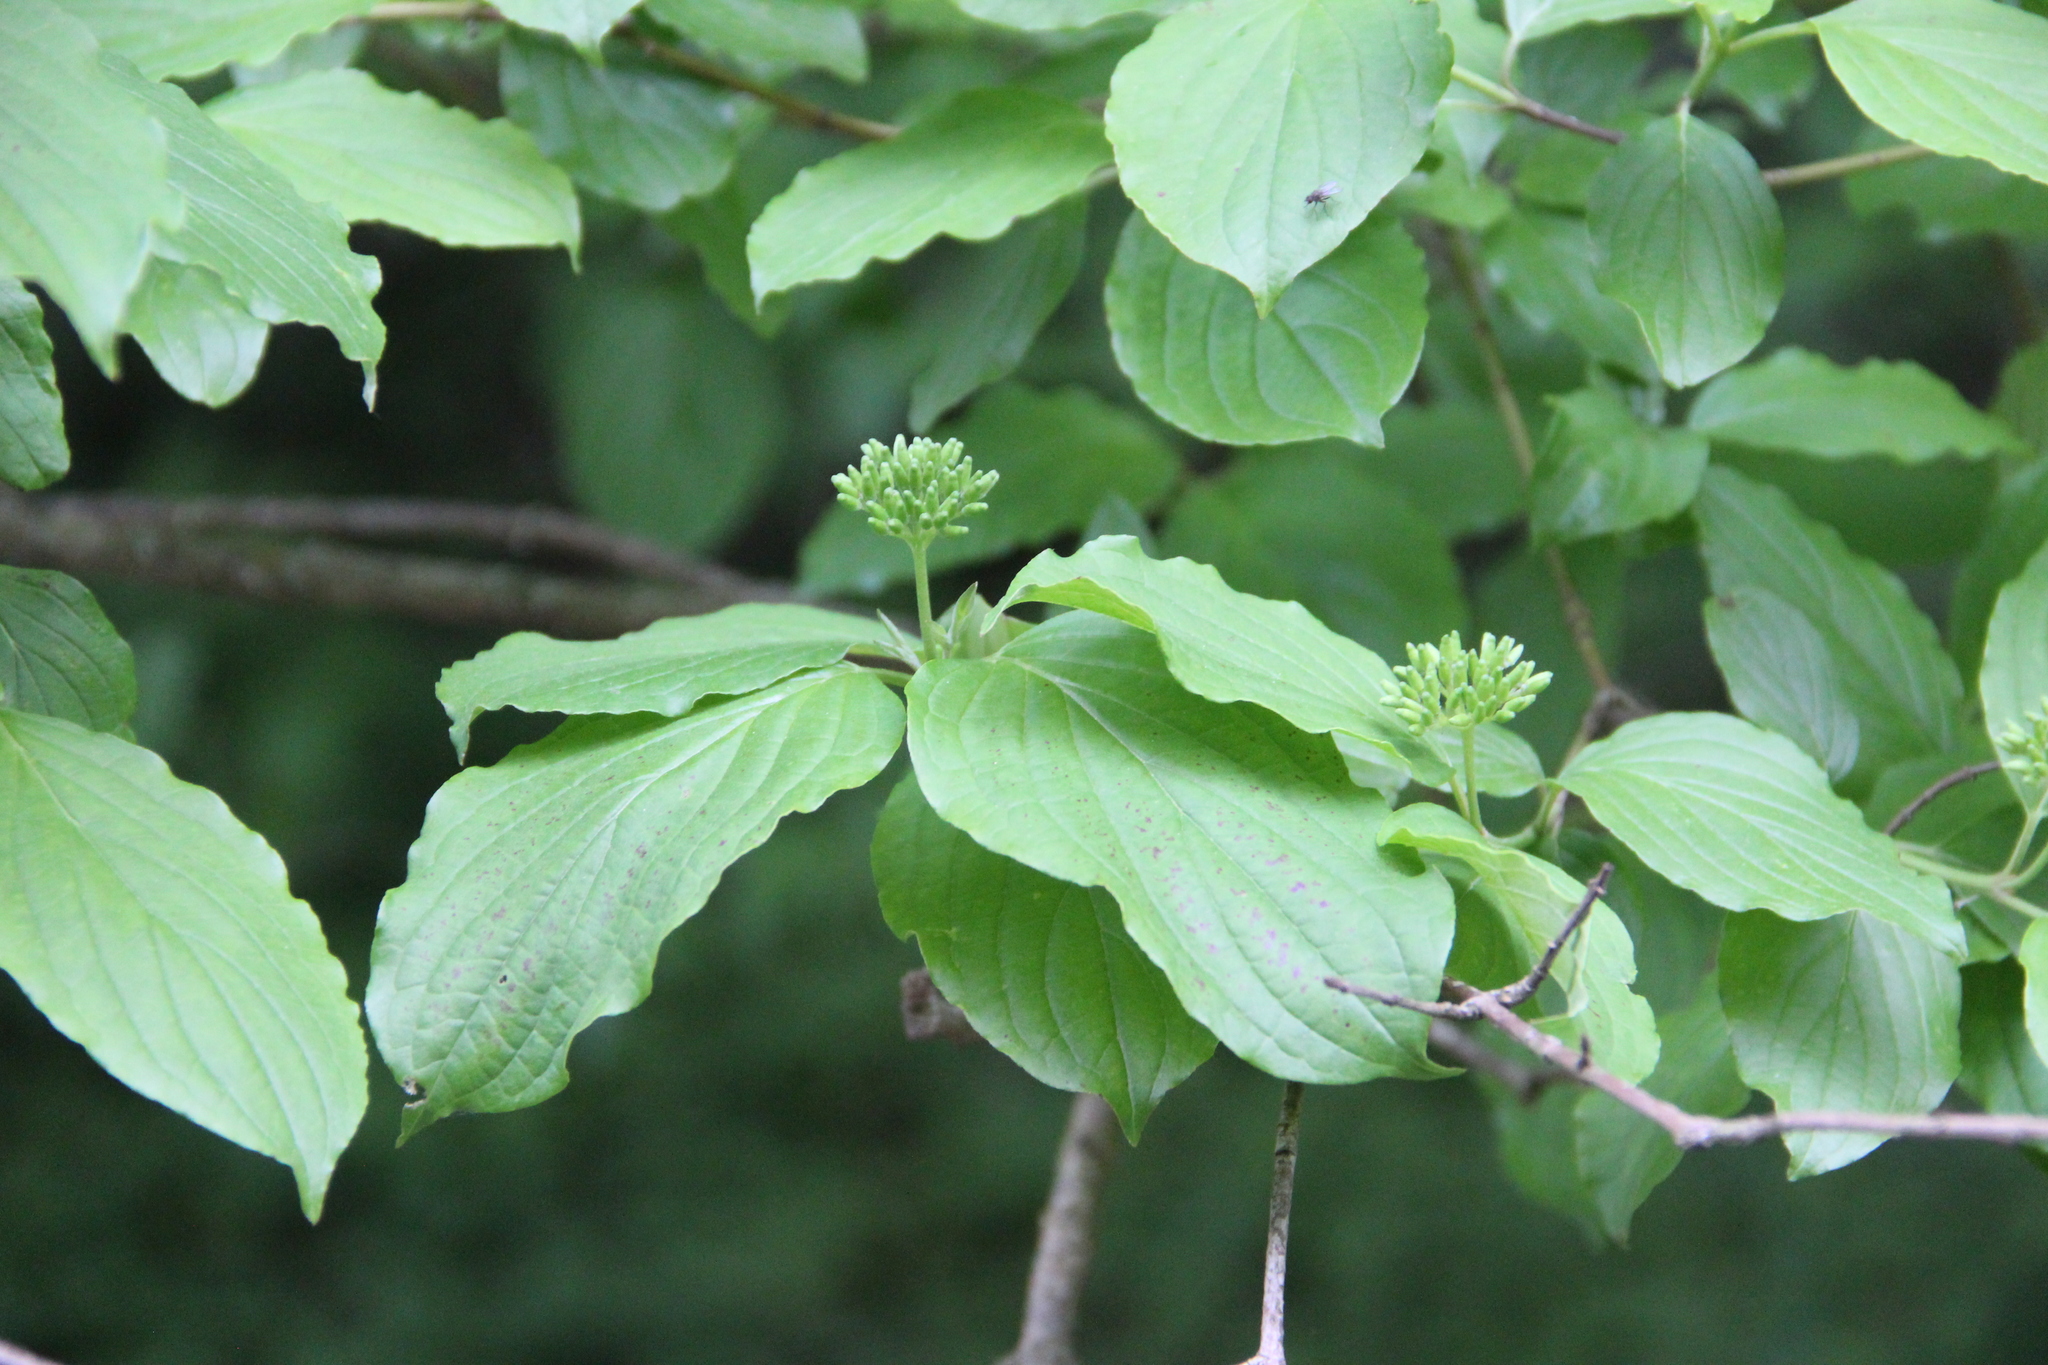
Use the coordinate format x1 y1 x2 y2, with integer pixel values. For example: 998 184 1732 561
1722 18 1817 56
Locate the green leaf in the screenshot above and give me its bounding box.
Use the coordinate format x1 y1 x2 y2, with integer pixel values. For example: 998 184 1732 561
104 56 385 394
873 774 1216 1137
2022 920 2048 1075
643 0 867 81
0 567 135 731
1952 461 2048 685
1424 723 1545 798
496 0 637 49
0 2 180 365
1962 959 2048 1122
501 30 739 213
1586 114 1784 388
56 0 372 78
1846 147 2048 242
0 278 70 489
1573 981 1749 1241
1438 0 1512 167
206 69 580 254
1703 586 1861 783
1530 387 1708 543
0 709 367 1219
437 601 892 758
1721 907 1961 1177
1693 466 1965 781
800 383 1178 595
747 88 1109 300
659 140 805 337
1157 444 1464 664
1713 27 1818 131
952 0 1170 29
1503 0 1684 44
1105 212 1428 446
906 612 1456 1084
123 258 270 407
1104 0 1450 310
1368 405 1525 539
1686 348 2025 462
1811 0 2048 189
1559 711 1964 955
1980 541 2048 806
1486 208 1657 379
1381 802 1660 1084
368 664 904 1137
542 265 785 552
908 198 1087 433
991 534 1427 772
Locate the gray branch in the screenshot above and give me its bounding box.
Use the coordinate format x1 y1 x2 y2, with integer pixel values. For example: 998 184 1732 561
999 1094 1122 1365
1239 1081 1306 1365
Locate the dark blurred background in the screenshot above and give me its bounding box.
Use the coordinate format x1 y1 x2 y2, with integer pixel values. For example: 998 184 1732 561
5 21 2048 1362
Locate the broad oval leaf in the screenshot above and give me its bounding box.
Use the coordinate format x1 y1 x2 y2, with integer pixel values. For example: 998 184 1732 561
801 383 1180 596
1704 586 1861 783
642 0 867 82
437 602 893 757
1158 443 1464 664
1694 465 1965 783
1560 711 1963 955
747 88 1110 300
1104 0 1450 310
1503 0 1685 44
206 69 581 254
1952 461 2048 686
367 665 905 1137
1721 908 1961 1177
501 30 740 213
1812 0 2048 189
0 278 70 489
1381 802 1660 1084
1960 958 2048 1123
0 709 368 1219
496 0 637 49
1587 114 1783 388
1687 347 2026 462
1486 207 1657 379
1530 386 1708 543
56 0 372 79
1105 212 1428 446
873 774 1216 1138
0 567 135 731
906 612 1456 1084
0 2 180 364
123 258 269 407
991 534 1427 772
1980 540 2048 807
1847 147 2048 243
105 56 385 392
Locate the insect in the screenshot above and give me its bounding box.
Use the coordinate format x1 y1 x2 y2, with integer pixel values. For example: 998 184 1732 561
1304 181 1340 212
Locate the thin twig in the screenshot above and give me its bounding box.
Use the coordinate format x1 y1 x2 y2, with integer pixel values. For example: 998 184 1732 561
1240 1082 1305 1365
899 968 984 1046
999 1094 1121 1365
1883 761 2005 836
1439 229 1617 695
1427 1019 1564 1103
1760 142 1933 189
1449 65 1624 145
361 2 899 141
0 489 796 638
1327 865 1610 1020
0 1343 67 1365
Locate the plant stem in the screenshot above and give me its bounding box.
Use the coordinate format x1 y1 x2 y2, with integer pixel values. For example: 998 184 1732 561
1676 10 1733 117
1899 849 2008 892
910 540 941 659
1883 761 2005 836
998 1093 1121 1365
1242 1082 1306 1365
1449 65 1625 145
1723 18 1817 55
1440 230 1617 696
1760 143 1934 189
1460 725 1482 830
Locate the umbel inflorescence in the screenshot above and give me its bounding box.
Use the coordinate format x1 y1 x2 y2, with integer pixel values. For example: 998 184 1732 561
1999 701 2048 787
833 435 999 550
1385 631 1552 735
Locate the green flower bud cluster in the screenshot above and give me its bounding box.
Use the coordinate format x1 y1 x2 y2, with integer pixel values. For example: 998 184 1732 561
1998 702 2048 787
832 435 998 549
1385 630 1551 736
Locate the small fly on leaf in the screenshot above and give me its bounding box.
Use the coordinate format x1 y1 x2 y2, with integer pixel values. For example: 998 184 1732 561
1304 181 1340 213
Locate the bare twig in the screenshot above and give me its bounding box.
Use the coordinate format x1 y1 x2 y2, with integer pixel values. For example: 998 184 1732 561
999 1093 1122 1365
0 489 796 638
1427 1019 1565 1103
1439 229 1617 696
1238 1082 1305 1365
1761 143 1934 189
1327 865 1611 1020
1449 65 1624 145
361 2 899 141
1884 761 2006 836
0 1341 68 1365
899 968 983 1046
